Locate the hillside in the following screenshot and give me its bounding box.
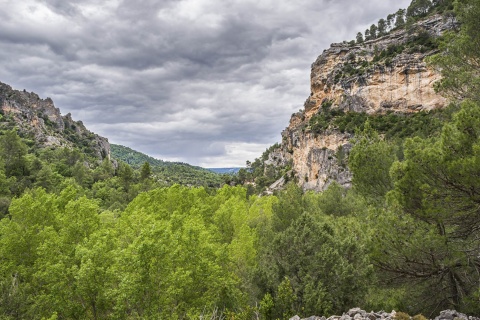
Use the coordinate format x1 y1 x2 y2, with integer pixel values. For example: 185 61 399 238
0 81 110 160
111 144 224 187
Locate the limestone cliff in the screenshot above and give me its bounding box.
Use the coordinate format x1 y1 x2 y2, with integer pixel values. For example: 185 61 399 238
0 81 110 159
270 14 453 192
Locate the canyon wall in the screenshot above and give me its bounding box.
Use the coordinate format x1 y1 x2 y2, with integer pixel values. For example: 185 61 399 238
272 15 453 192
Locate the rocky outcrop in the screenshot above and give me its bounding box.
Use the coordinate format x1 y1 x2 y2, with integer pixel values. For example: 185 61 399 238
272 14 452 192
289 308 480 320
0 81 110 159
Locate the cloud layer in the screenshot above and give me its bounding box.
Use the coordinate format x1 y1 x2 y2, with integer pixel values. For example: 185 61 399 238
0 0 410 167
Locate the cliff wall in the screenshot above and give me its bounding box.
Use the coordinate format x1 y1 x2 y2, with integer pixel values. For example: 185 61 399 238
273 15 453 192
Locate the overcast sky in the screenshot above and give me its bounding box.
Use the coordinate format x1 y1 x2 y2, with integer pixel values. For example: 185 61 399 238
0 0 410 167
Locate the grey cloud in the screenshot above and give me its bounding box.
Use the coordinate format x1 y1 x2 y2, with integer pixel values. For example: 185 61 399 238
0 0 411 167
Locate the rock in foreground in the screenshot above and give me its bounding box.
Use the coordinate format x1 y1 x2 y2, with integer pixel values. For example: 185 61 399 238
290 308 480 320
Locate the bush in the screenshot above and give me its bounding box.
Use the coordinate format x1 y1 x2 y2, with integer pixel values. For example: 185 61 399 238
394 312 411 320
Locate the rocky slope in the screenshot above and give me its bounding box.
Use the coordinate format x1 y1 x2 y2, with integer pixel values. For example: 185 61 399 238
0 81 110 159
269 14 454 192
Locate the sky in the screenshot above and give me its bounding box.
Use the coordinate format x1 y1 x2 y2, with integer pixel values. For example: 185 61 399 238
0 0 411 167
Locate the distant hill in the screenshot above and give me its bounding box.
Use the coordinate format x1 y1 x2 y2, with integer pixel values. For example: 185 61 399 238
110 144 165 168
207 168 242 175
111 144 225 187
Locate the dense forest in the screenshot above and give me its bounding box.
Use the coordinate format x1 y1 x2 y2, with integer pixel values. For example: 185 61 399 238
0 0 479 319
110 144 225 187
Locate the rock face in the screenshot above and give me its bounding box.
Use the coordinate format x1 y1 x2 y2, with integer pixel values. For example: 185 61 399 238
0 81 110 159
272 15 452 192
289 308 480 320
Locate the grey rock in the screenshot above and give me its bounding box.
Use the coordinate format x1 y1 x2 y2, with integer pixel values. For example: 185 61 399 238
434 310 480 320
0 81 110 160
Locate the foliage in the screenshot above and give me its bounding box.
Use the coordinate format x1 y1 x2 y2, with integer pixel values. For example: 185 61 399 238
348 123 397 202
261 212 373 318
429 0 480 103
111 144 224 187
394 312 411 320
0 184 273 318
356 32 364 44
110 143 166 168
360 101 480 315
309 101 451 140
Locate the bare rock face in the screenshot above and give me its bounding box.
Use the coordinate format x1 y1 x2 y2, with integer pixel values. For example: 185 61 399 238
276 15 451 192
0 81 110 160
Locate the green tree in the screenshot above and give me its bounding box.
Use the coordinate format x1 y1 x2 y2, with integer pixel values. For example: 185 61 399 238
429 0 480 103
386 13 395 30
0 170 12 217
395 8 406 28
72 161 94 187
34 164 63 192
356 32 364 44
93 158 114 182
376 101 480 314
369 24 378 39
377 18 387 36
364 29 371 41
305 181 366 217
114 185 241 317
264 213 372 317
348 123 396 202
140 161 151 180
0 130 28 177
271 182 304 232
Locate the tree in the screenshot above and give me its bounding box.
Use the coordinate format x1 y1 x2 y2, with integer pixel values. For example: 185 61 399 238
304 181 366 217
140 161 151 180
0 130 28 177
348 122 397 202
375 101 480 314
377 18 387 37
429 0 480 103
115 185 242 317
34 164 63 192
369 24 378 39
395 9 406 28
0 167 12 217
117 161 134 189
356 32 364 44
364 29 371 41
271 183 304 232
386 13 395 30
263 213 372 317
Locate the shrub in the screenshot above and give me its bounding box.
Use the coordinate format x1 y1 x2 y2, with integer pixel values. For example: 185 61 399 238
394 312 411 320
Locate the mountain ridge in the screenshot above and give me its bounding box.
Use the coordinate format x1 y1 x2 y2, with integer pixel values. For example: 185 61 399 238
0 81 110 160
